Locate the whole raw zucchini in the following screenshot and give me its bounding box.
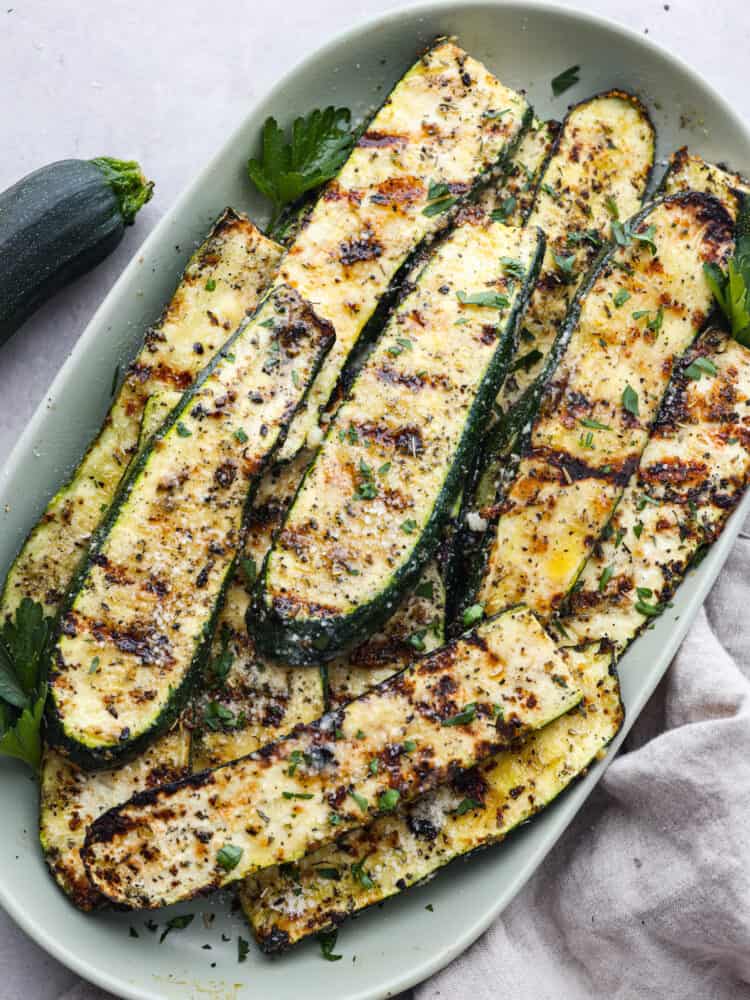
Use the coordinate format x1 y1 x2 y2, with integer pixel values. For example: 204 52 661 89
0 157 153 342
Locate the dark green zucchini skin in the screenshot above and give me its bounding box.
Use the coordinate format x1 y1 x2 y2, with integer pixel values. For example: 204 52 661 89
0 158 153 342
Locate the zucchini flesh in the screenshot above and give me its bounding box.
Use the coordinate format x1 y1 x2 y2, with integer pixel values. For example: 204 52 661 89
241 643 621 951
253 222 545 664
327 561 445 708
81 607 581 908
564 327 750 647
47 286 335 769
276 40 532 460
476 117 559 227
1 212 282 621
661 146 750 211
190 452 325 770
479 193 735 621
500 92 655 409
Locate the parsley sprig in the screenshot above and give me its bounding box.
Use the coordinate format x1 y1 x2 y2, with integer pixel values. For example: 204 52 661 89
247 107 356 236
704 203 750 346
0 599 52 772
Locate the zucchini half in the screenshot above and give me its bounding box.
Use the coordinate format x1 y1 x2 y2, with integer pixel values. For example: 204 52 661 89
563 330 750 648
241 643 622 951
46 285 335 769
252 221 545 664
276 40 532 460
477 192 735 622
499 91 655 410
1 212 282 621
81 606 581 909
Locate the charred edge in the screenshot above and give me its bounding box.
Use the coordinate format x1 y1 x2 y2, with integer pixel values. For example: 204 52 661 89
530 445 639 487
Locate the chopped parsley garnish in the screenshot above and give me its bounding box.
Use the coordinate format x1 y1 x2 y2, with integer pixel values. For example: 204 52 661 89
353 458 378 500
88 655 100 675
287 749 304 776
349 790 369 812
457 290 510 309
613 220 657 253
454 797 482 815
598 565 614 592
159 914 194 943
369 758 379 774
500 257 526 280
379 788 400 812
442 702 477 727
205 278 216 292
622 384 640 416
491 195 517 223
234 427 248 444
685 356 718 380
401 518 418 534
551 64 580 96
567 229 602 249
282 790 314 800
635 597 662 617
176 421 192 437
388 336 413 357
482 107 510 120
605 196 619 220
238 937 250 963
580 417 611 431
409 629 428 652
403 739 416 752
552 251 576 279
462 603 484 628
351 856 375 889
319 929 342 962
541 182 560 201
579 431 595 450
202 700 240 731
247 107 355 236
423 179 457 217
216 844 243 871
633 521 644 539
613 289 631 308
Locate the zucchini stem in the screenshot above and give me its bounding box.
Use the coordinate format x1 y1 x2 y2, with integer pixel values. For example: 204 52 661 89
90 156 154 225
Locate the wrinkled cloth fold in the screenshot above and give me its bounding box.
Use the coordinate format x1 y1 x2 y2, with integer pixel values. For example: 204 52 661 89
417 528 750 1000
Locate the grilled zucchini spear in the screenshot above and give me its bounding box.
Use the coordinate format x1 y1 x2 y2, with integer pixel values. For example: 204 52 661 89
252 221 545 664
498 91 655 409
46 284 335 769
564 327 750 648
478 192 734 621
242 643 621 951
81 607 581 908
275 40 532 460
